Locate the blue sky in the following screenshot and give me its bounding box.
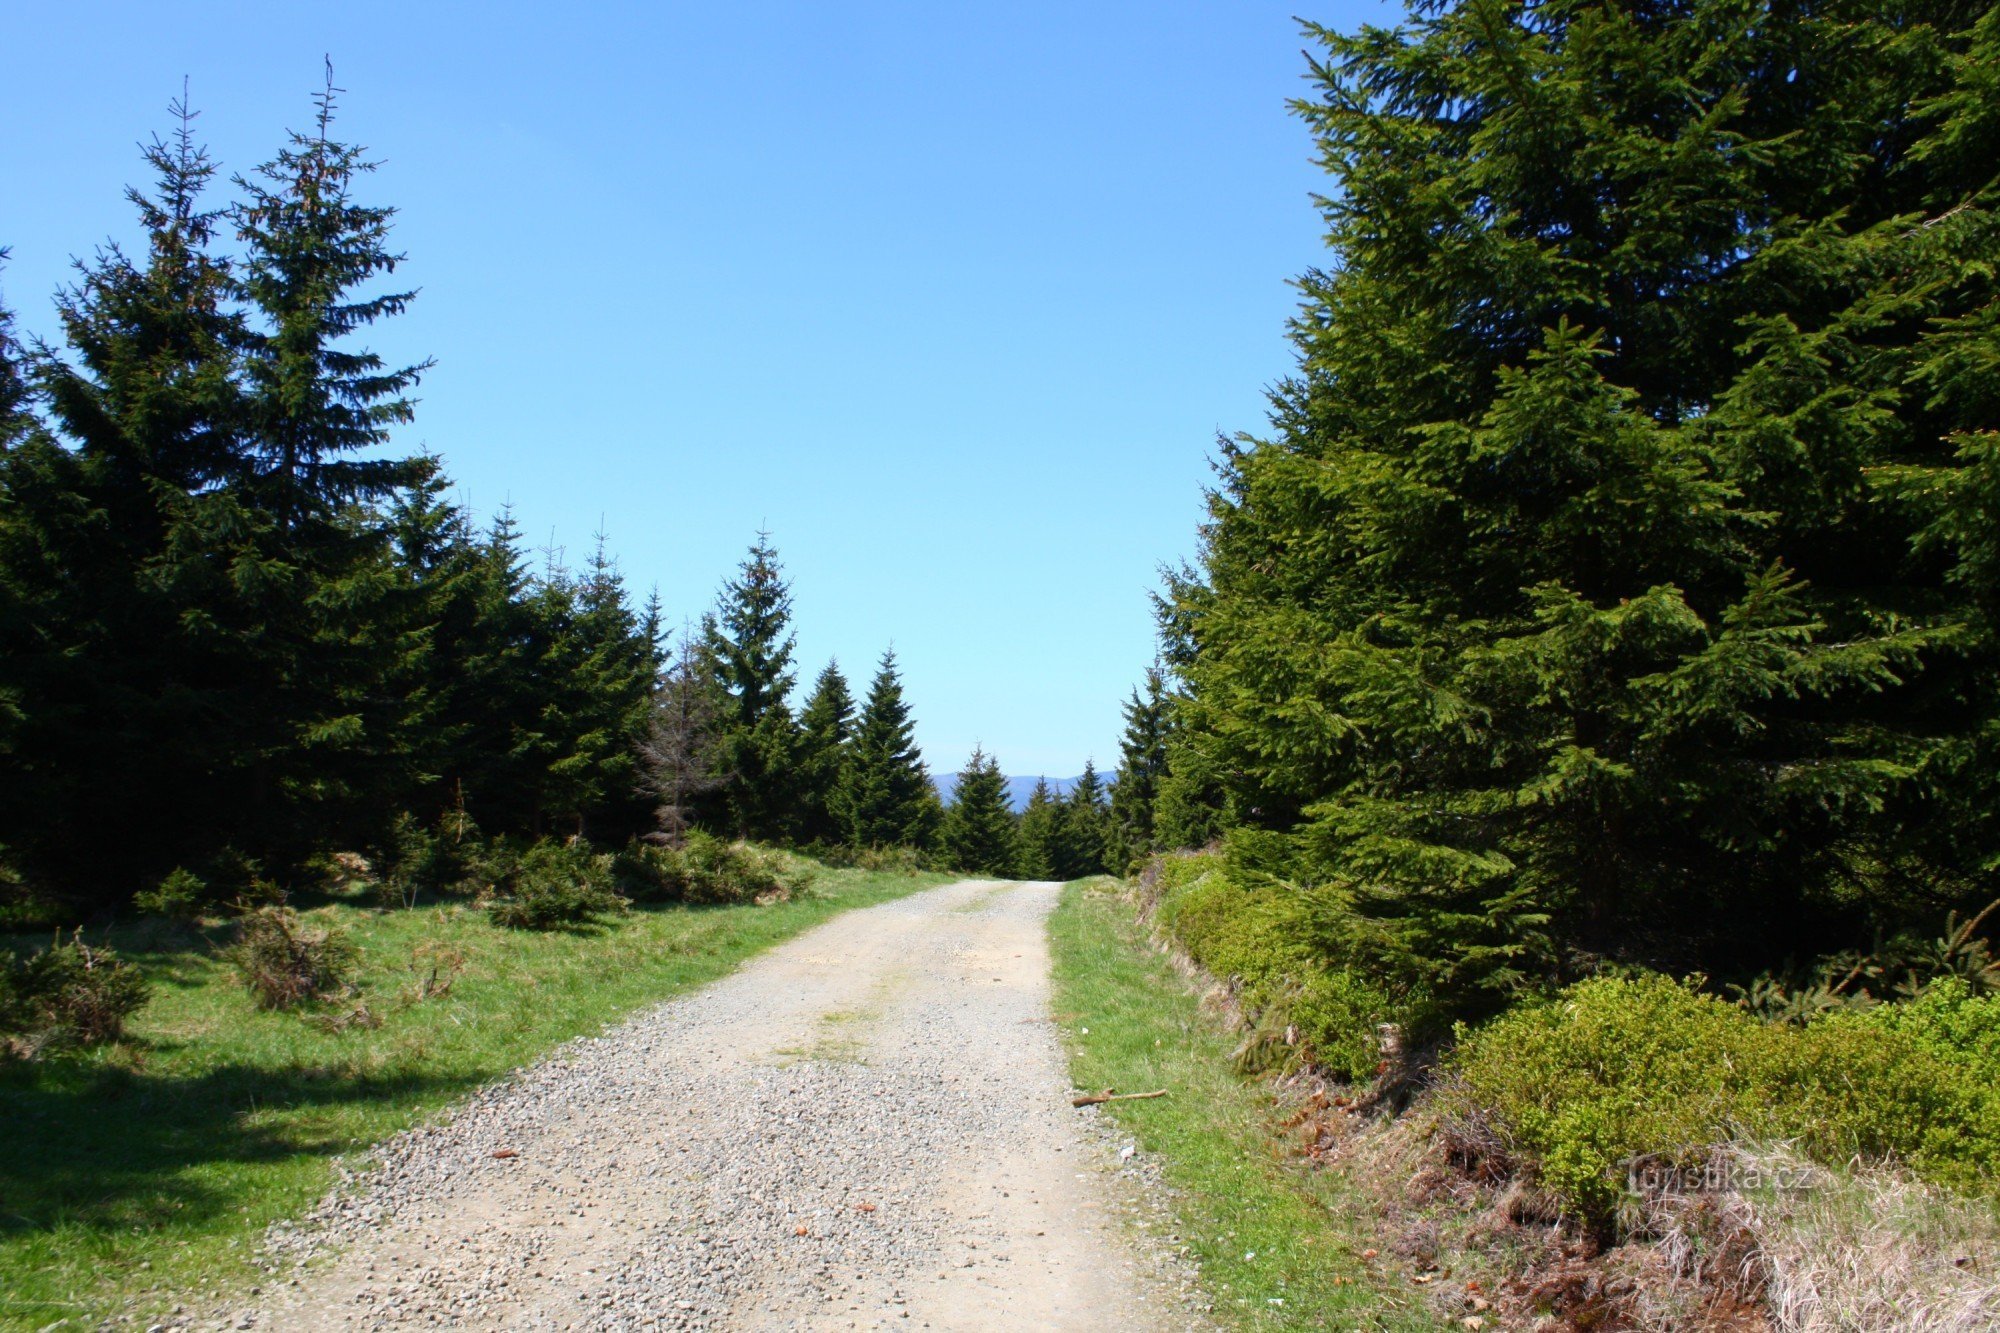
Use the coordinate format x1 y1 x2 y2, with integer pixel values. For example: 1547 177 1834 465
1 1 1392 777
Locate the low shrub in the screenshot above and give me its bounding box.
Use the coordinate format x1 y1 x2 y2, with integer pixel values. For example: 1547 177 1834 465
486 840 625 929
1777 986 2000 1191
1450 974 1774 1221
678 834 815 906
610 841 692 902
1450 974 2000 1224
203 846 283 908
377 811 490 907
812 843 933 874
609 837 818 907
228 907 359 1009
133 867 209 921
402 939 468 1003
1150 852 1400 1081
1 933 151 1051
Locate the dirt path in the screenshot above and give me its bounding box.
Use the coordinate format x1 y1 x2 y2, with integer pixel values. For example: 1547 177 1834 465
236 879 1201 1332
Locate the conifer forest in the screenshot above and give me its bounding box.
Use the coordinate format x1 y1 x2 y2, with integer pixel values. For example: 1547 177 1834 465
6 2 2000 1329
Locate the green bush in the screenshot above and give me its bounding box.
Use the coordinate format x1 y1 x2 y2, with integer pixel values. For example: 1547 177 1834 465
227 907 359 1009
606 837 816 906
1450 974 2000 1223
376 812 491 907
2 933 151 1050
678 833 814 906
487 840 625 929
1450 974 1774 1220
1151 853 1399 1081
133 867 209 921
1776 984 2000 1191
812 843 932 874
610 841 693 902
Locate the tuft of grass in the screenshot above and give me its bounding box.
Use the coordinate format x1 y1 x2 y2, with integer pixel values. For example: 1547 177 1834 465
0 861 949 1331
1048 877 1424 1331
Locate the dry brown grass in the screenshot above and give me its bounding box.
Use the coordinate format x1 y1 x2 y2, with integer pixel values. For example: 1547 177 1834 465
1724 1145 2000 1331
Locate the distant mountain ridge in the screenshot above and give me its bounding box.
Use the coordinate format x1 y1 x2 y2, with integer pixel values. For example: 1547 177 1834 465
930 773 1093 812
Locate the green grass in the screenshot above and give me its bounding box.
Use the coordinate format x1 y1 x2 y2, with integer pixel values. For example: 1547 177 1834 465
0 864 950 1331
1048 877 1424 1331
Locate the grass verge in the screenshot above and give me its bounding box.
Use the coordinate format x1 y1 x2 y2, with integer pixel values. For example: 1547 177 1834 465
0 864 950 1331
1048 876 1424 1332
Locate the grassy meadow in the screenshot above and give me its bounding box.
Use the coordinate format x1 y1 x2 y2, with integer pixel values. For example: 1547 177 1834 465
0 863 949 1331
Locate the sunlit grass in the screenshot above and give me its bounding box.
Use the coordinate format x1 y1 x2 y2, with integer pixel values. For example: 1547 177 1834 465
0 864 949 1331
1048 876 1423 1331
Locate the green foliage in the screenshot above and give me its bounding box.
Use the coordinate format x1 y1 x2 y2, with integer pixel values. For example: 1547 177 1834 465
839 651 939 850
0 91 945 916
609 840 694 903
1049 879 1426 1331
939 747 1018 875
133 868 209 922
226 907 359 1010
705 533 801 840
1452 975 2000 1225
1106 667 1169 871
1 933 150 1051
569 834 817 910
485 841 626 930
1014 778 1065 880
1151 853 1397 1081
793 660 855 846
1159 0 2000 1024
1057 761 1110 878
812 842 934 874
676 832 816 905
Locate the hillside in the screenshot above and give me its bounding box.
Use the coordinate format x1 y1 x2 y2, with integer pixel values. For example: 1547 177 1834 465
930 773 1092 812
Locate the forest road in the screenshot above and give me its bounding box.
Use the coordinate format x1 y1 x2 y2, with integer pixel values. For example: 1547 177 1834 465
241 878 1202 1332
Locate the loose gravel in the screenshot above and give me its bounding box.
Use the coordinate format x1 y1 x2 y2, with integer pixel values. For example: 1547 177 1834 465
192 879 1206 1332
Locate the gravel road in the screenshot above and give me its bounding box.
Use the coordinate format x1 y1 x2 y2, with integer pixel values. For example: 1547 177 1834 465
224 878 1205 1332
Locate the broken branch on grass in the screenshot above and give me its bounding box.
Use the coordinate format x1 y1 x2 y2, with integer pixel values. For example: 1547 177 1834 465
1071 1088 1168 1107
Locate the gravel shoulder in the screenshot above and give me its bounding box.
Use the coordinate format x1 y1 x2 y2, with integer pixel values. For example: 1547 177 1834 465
227 878 1203 1332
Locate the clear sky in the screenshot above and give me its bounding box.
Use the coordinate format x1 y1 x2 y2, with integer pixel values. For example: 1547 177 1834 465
1 1 1393 778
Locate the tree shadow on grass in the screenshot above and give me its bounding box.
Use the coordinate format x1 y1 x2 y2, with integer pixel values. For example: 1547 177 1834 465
0 1058 482 1236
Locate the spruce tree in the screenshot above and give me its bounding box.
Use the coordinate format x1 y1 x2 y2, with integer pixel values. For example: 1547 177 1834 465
234 65 427 528
541 537 657 838
940 747 1018 876
640 630 725 846
1169 0 2000 1025
839 650 937 849
794 660 856 846
706 532 800 840
1014 777 1066 880
1055 761 1109 879
0 92 261 897
1107 667 1169 871
220 69 432 865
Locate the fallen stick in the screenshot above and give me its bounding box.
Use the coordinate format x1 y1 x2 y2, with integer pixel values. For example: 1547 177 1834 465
1071 1089 1168 1108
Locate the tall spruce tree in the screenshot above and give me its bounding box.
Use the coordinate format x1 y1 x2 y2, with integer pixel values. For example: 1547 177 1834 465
1014 777 1066 880
839 650 938 849
706 532 800 840
940 747 1018 876
1168 0 2000 1027
1107 667 1169 871
794 660 856 845
0 93 260 898
1055 761 1109 879
221 69 433 865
